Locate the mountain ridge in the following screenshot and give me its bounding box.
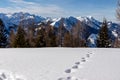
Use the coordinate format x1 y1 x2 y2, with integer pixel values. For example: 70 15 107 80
0 12 119 47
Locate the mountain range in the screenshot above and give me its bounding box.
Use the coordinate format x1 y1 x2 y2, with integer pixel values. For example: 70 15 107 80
0 12 119 47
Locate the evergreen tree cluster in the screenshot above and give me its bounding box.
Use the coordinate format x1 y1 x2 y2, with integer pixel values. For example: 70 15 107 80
7 20 87 48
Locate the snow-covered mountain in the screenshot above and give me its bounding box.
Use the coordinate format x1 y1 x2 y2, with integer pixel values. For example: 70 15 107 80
50 16 79 30
0 12 118 35
0 12 45 31
9 12 45 25
77 16 101 30
49 16 120 47
0 12 119 47
50 16 102 31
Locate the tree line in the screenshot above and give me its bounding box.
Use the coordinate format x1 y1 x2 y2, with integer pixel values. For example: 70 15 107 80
0 17 118 48
8 20 86 48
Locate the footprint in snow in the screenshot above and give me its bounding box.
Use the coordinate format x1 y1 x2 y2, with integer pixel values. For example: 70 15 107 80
0 73 6 79
58 76 78 80
81 57 86 62
65 68 77 73
86 54 90 58
58 77 65 80
72 64 83 69
65 69 71 73
75 62 80 65
72 65 79 69
81 57 85 60
66 76 78 80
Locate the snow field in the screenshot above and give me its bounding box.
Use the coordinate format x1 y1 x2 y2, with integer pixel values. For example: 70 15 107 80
0 48 119 80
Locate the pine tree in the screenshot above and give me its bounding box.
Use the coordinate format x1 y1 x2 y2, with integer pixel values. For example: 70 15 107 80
25 38 31 47
63 32 71 47
97 19 110 47
26 26 36 47
35 27 46 47
57 18 64 47
9 29 15 47
0 19 7 48
70 21 86 47
46 26 57 47
14 26 26 48
113 37 120 48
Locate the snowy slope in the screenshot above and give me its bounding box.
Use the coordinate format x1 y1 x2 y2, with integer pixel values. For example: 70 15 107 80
77 16 101 30
50 16 102 31
9 12 45 25
0 48 119 80
51 16 79 30
0 12 45 30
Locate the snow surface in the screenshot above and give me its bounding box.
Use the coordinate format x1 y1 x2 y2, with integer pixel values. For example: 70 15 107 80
0 48 119 80
0 69 26 80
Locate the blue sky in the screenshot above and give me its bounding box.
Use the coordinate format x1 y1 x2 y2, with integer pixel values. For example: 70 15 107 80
0 0 118 21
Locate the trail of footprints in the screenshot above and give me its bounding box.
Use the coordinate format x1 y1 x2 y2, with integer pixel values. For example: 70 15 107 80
58 52 94 80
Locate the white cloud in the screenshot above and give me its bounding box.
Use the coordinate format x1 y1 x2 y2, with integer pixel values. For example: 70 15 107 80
0 0 65 17
9 0 35 5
